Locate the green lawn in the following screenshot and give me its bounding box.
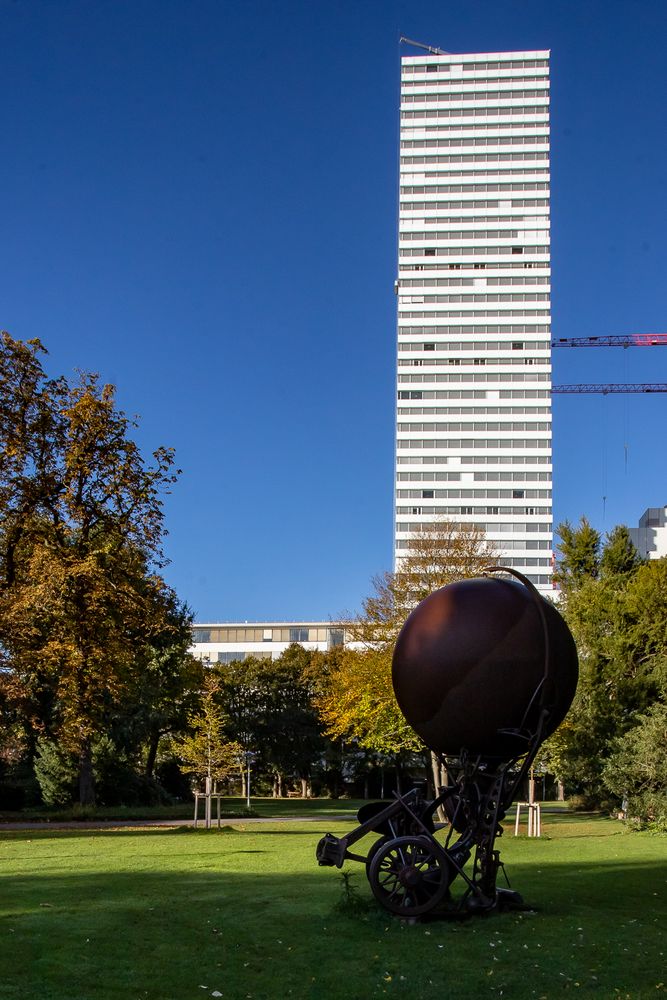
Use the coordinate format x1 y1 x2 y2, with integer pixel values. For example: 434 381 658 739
0 814 664 1000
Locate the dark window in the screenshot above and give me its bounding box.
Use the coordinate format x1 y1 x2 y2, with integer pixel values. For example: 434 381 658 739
192 629 211 643
289 628 309 642
329 628 344 648
512 342 524 350
512 247 524 255
424 248 436 256
513 489 525 498
422 490 434 498
424 342 435 351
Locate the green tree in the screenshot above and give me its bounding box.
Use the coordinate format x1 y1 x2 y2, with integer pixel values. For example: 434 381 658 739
599 524 643 579
0 333 182 805
260 644 328 795
215 646 329 796
32 738 78 806
554 522 666 807
117 595 203 782
602 702 667 830
554 516 601 593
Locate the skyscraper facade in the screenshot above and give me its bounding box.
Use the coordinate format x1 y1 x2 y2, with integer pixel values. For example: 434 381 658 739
394 49 553 591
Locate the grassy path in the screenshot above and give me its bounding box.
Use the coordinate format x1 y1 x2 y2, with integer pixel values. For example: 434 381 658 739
0 814 664 999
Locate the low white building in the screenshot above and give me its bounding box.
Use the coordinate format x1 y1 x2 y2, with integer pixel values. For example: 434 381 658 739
190 621 351 664
629 507 667 560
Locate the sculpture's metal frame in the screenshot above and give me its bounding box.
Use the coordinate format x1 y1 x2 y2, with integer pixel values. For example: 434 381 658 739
316 567 561 919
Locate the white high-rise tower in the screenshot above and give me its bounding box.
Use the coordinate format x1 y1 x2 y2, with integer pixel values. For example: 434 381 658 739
395 48 553 591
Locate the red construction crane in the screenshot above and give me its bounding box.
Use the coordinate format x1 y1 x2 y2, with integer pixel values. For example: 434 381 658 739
551 332 666 391
552 334 667 348
553 383 667 394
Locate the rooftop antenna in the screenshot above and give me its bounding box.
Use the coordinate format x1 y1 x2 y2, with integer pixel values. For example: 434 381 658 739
399 36 449 55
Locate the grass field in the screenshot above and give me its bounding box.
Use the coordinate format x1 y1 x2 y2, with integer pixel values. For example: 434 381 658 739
0 813 664 1000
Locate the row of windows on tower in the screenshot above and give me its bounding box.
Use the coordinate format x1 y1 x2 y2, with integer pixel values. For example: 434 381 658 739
402 152 549 165
399 373 551 385
400 135 548 149
400 230 541 241
399 358 548 368
401 72 548 86
400 115 548 128
396 471 552 482
398 421 551 432
397 438 551 449
398 506 549 517
402 59 549 72
399 277 549 287
400 294 550 304
398 392 551 402
402 90 548 104
404 173 549 185
401 247 548 258
400 311 551 321
397 455 552 465
399 340 545 351
398 487 550 498
399 324 550 334
397 410 550 421
399 106 548 121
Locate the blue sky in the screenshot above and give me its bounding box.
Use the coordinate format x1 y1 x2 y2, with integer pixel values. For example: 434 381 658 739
2 0 666 621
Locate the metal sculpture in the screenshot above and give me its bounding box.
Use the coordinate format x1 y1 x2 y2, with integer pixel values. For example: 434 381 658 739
316 568 578 918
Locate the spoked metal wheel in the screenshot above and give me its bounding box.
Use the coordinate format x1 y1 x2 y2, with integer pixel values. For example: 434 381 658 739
365 835 390 880
368 836 450 916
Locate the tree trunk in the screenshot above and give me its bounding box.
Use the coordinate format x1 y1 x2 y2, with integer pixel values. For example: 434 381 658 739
430 751 443 796
430 752 448 823
79 739 96 807
300 777 308 798
144 730 160 780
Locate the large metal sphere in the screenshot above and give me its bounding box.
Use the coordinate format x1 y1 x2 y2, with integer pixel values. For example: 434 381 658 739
392 577 578 758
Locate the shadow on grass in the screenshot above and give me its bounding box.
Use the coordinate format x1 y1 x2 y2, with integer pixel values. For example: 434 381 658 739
2 850 666 1000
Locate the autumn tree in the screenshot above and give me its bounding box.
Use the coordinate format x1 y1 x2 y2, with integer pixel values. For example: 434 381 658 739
317 518 499 761
0 333 184 805
174 676 242 788
352 518 499 648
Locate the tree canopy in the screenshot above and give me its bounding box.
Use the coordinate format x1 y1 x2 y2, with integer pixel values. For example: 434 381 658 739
0 333 189 804
549 518 665 821
317 518 499 754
